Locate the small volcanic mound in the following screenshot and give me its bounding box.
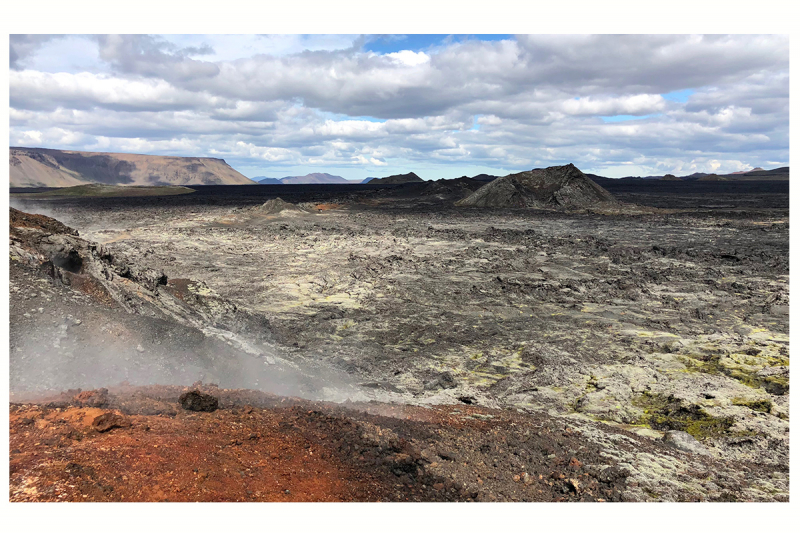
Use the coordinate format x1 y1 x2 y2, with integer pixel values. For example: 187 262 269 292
421 177 483 197
370 172 424 185
456 164 617 209
250 197 311 215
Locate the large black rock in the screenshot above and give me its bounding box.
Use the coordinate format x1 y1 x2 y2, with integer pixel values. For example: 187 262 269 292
179 390 219 412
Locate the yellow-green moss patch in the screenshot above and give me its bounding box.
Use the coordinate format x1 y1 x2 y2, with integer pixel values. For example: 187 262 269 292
732 397 772 413
633 392 734 440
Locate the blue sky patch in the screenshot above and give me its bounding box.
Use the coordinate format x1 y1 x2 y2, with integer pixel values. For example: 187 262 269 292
364 34 512 54
470 115 482 131
662 89 695 103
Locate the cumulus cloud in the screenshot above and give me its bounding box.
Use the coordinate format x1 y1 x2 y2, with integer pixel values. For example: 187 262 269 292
8 34 789 178
385 50 430 66
10 70 225 112
93 34 220 81
10 35 65 69
561 95 666 116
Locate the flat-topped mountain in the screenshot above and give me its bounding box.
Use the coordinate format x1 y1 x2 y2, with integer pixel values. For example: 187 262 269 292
9 147 255 188
456 163 616 209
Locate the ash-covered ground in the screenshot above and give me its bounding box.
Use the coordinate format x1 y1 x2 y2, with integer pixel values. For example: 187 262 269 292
8 178 789 501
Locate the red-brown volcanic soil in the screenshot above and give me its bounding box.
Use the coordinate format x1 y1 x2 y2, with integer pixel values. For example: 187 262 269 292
10 385 632 502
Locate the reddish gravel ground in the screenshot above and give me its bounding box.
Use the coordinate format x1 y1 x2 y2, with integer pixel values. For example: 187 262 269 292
9 385 632 502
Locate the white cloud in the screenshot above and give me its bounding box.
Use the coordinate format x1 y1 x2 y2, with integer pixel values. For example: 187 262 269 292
561 94 666 116
10 70 223 112
8 34 789 178
385 50 430 66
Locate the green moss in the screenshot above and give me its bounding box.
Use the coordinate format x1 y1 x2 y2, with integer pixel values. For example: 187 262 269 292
732 397 772 413
766 356 789 367
679 354 788 394
633 392 734 440
643 489 662 500
679 354 722 375
724 368 760 388
762 375 789 395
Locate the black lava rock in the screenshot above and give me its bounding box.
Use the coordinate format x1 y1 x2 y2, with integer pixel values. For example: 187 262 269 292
179 390 219 412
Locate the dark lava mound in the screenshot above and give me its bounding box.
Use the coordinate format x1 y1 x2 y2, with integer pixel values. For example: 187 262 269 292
456 164 617 209
250 197 309 215
370 172 424 185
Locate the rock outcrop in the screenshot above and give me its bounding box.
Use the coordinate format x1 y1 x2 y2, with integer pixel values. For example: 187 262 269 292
456 164 617 209
9 207 270 347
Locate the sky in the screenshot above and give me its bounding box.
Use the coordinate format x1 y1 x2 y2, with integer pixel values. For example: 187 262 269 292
8 34 790 180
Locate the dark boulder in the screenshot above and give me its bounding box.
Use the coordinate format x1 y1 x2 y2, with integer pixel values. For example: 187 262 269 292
179 390 219 412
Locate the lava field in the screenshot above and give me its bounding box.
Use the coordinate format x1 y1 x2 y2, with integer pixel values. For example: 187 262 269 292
8 177 789 502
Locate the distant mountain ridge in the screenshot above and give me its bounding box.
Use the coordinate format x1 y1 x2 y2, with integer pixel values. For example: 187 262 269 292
278 173 354 184
10 147 255 188
257 173 362 184
254 176 282 184
605 166 789 182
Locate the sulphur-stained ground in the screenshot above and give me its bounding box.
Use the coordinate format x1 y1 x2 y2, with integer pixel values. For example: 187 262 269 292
8 179 789 501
